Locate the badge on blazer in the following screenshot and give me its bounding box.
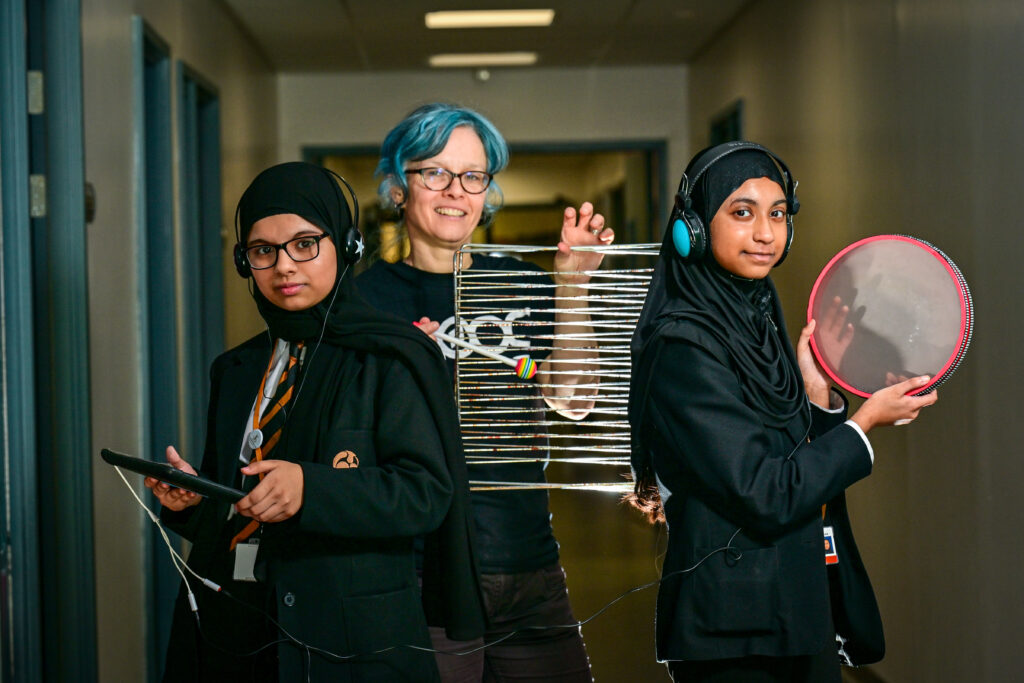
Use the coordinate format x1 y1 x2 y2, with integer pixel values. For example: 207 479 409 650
824 525 839 565
332 450 359 469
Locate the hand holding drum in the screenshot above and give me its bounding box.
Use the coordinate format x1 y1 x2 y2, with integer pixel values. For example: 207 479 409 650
805 235 972 429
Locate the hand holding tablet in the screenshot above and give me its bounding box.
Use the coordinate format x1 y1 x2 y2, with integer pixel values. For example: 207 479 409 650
101 447 245 505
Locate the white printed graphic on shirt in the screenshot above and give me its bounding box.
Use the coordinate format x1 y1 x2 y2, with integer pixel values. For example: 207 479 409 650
435 310 532 360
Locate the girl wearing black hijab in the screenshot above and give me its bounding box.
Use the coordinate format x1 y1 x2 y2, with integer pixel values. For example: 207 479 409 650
146 162 483 681
628 143 937 682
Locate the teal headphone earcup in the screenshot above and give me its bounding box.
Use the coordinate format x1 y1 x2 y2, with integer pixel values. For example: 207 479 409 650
671 211 706 262
672 217 692 258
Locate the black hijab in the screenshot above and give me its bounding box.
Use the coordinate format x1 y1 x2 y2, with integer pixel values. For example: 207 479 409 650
238 161 362 341
236 162 462 388
629 148 808 495
237 162 485 639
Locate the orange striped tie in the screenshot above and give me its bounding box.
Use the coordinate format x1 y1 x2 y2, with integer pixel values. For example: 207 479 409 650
230 342 302 551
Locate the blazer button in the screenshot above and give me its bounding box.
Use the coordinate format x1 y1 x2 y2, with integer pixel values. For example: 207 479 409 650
282 592 296 607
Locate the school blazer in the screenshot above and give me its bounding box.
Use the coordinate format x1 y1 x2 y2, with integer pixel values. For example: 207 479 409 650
163 334 450 682
644 336 875 663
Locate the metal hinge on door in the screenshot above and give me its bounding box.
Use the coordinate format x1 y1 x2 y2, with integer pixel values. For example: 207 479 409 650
27 70 43 114
30 175 46 218
28 70 46 217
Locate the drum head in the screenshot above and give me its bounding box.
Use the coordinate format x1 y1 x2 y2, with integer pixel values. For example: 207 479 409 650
807 235 973 398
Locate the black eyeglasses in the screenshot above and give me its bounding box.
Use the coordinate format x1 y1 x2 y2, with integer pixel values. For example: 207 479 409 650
404 167 492 194
244 234 331 270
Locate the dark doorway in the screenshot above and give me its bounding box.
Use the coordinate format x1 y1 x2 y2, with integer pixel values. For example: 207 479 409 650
134 17 178 682
177 62 224 479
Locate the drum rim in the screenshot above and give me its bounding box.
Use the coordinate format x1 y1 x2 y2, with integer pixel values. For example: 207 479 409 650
806 234 972 398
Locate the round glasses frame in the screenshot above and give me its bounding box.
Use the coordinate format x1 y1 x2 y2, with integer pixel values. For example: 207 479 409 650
404 167 492 194
244 233 331 270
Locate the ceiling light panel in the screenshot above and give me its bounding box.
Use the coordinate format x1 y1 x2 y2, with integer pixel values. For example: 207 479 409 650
428 52 539 67
425 10 555 29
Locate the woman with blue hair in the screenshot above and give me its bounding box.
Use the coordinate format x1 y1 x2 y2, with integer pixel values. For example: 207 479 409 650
357 102 612 681
375 103 510 237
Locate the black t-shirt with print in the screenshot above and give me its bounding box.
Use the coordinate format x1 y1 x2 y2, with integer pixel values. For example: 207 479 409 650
356 255 559 574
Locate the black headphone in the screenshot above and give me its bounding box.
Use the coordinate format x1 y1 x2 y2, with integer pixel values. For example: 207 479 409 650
668 141 799 266
233 168 364 278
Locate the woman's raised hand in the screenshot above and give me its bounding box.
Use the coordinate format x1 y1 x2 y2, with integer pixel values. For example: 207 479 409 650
144 446 201 511
554 202 615 285
817 295 857 368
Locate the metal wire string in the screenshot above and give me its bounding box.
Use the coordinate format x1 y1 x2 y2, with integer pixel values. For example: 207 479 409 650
452 243 659 493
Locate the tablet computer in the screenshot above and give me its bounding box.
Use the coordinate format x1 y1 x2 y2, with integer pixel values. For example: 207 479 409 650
100 448 245 504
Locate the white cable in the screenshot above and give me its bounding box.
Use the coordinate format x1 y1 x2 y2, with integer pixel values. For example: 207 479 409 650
112 466 223 596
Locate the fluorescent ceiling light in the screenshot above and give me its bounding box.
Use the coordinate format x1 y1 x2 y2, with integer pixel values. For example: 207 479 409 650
429 52 538 68
425 10 555 29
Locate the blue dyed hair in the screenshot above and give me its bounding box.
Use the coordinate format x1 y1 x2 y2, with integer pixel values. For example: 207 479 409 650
376 103 509 223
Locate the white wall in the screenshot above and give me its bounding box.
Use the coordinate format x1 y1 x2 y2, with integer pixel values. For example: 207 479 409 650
82 0 276 679
690 1 1024 680
276 64 690 182
273 64 690 340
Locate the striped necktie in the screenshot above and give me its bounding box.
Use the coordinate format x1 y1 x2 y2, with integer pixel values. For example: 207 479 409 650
230 341 302 551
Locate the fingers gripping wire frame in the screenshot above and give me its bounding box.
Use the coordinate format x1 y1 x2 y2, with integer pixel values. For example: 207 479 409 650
451 243 661 493
117 466 743 668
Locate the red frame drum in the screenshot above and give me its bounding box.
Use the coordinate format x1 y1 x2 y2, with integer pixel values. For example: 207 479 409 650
807 235 973 398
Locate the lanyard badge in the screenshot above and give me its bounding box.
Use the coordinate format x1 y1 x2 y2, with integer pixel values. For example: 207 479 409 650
824 525 839 565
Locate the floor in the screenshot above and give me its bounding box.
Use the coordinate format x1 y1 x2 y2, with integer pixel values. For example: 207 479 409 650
547 461 669 681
